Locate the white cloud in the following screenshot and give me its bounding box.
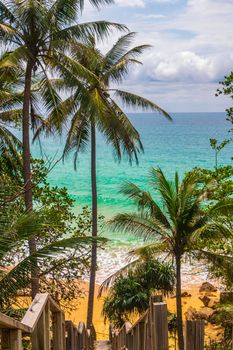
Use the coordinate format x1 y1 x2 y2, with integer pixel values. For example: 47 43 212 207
80 0 233 111
139 51 233 83
134 13 166 19
114 0 176 7
115 0 145 7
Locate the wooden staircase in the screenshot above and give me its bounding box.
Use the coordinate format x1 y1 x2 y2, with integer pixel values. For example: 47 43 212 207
0 293 206 350
94 340 111 350
0 293 96 350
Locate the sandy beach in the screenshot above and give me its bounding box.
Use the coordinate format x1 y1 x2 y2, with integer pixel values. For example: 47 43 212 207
64 281 222 343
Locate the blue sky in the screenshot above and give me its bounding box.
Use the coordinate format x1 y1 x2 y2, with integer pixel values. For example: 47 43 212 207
81 0 233 112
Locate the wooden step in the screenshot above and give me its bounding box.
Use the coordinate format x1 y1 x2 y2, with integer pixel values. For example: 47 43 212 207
94 340 112 350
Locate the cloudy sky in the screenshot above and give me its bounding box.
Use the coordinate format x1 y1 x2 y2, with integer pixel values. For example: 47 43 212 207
81 0 233 112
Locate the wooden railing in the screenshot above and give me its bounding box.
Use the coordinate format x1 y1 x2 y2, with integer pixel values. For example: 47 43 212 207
0 293 96 350
110 300 205 350
66 320 96 350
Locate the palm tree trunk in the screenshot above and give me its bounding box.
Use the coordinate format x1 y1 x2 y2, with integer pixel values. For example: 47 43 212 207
22 60 39 298
87 121 97 329
176 255 184 350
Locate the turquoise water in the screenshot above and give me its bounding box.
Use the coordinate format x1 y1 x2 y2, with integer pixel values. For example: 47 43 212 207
32 112 232 223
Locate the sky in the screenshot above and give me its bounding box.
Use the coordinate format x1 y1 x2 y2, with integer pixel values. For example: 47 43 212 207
80 0 233 112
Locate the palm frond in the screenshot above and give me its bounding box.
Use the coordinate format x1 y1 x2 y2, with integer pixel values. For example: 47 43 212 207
104 32 137 65
109 212 169 242
119 181 171 228
98 258 140 297
113 90 172 120
0 236 106 307
56 21 127 42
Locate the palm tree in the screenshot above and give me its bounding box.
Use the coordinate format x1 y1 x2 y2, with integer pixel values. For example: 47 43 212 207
0 0 125 297
109 168 208 350
34 33 171 327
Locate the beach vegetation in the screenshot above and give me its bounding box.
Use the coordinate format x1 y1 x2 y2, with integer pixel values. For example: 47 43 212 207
0 0 126 298
102 256 175 327
108 167 212 350
35 34 171 327
0 183 105 315
217 71 233 145
0 159 105 311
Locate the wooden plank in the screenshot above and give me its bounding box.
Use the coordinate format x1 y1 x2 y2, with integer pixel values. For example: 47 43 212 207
185 320 204 350
152 302 168 350
49 295 63 313
45 302 51 350
22 293 49 331
66 321 75 350
1 329 10 350
32 308 50 350
78 321 85 349
0 313 31 333
138 320 145 350
53 311 64 350
9 330 22 350
126 330 133 350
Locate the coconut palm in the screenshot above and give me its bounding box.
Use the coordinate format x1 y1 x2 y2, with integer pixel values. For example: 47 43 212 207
109 168 209 350
0 0 125 297
35 34 171 327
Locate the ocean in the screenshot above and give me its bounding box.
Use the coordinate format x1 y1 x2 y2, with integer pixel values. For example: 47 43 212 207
32 112 232 282
33 112 232 216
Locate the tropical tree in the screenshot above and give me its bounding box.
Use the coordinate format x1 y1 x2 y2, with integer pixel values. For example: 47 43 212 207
102 256 175 327
109 168 209 350
0 0 125 297
35 34 171 327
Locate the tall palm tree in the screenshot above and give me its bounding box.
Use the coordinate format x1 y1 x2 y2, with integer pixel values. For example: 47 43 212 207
35 34 171 327
0 0 125 297
109 168 208 350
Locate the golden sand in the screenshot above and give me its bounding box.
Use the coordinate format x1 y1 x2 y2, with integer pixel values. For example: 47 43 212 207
64 282 222 343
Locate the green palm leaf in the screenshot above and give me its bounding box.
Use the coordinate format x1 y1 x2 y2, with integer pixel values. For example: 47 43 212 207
113 90 172 120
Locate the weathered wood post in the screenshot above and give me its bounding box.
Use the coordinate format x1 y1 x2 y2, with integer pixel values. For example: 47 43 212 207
53 311 65 350
66 321 75 350
185 320 204 350
151 302 169 350
126 329 133 350
78 321 86 350
1 329 22 350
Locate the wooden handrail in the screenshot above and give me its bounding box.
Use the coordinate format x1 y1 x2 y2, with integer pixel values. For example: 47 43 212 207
0 312 31 333
111 301 205 350
0 293 96 350
21 293 50 331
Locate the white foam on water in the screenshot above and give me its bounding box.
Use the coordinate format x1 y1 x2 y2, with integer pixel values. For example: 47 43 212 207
91 243 214 287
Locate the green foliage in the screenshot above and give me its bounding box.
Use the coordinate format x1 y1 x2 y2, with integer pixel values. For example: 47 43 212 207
216 71 233 127
189 166 233 208
35 34 170 167
102 257 175 327
206 344 232 350
1 159 105 310
110 168 208 258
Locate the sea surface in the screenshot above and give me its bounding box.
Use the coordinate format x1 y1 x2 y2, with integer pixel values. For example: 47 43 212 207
32 112 232 283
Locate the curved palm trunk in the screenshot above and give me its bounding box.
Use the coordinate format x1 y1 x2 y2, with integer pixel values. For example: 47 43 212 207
22 60 39 298
176 255 184 350
87 121 97 329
